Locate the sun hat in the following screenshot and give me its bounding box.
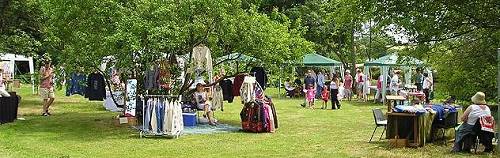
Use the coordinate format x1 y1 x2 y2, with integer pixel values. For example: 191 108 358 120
471 92 487 105
345 70 350 74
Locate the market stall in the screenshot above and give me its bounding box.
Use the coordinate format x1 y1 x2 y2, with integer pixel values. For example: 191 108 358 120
281 53 343 97
0 53 35 93
364 54 424 104
385 104 463 147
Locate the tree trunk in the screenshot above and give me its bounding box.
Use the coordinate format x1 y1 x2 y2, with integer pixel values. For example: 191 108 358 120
350 26 357 92
368 19 372 61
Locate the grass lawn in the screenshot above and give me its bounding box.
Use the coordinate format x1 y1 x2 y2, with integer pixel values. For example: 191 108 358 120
0 86 496 158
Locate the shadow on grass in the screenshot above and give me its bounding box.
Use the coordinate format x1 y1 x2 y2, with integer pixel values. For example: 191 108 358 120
1 111 129 142
347 101 383 107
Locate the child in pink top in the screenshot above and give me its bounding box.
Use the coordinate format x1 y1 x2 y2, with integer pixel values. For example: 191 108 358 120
304 84 316 109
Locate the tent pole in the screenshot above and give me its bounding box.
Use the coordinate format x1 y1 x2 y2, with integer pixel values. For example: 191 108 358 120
28 57 35 94
278 66 282 99
382 66 388 105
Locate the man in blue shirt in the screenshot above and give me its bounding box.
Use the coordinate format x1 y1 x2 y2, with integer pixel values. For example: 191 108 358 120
302 70 317 107
316 71 325 98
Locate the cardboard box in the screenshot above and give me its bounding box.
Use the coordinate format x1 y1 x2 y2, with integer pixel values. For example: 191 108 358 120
389 138 408 148
114 116 137 126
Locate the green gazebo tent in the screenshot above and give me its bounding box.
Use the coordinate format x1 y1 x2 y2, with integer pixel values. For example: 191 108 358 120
303 53 342 66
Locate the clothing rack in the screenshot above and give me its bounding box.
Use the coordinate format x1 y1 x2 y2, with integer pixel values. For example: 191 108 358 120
139 94 183 139
141 94 180 98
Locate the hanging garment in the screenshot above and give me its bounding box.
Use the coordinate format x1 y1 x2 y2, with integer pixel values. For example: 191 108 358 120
263 104 275 132
240 102 264 133
267 104 275 132
158 60 172 90
143 99 152 131
155 99 165 133
144 66 159 90
260 101 268 130
240 77 256 104
103 91 124 112
250 67 268 90
254 82 264 101
166 99 174 134
192 45 213 72
151 99 158 134
232 74 246 96
262 103 270 131
221 79 234 103
212 84 224 111
163 98 169 133
66 73 87 96
85 73 106 101
176 100 184 134
265 96 278 128
125 79 138 117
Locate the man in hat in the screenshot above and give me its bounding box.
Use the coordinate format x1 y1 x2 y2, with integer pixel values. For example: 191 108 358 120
40 60 55 116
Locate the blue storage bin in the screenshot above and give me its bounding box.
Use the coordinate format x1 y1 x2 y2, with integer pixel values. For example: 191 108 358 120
182 113 197 126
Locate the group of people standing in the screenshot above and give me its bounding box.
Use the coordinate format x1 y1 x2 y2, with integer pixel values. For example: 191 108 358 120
286 67 435 109
302 69 343 110
286 69 369 110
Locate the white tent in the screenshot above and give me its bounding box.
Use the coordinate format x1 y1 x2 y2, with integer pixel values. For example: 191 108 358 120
364 54 424 104
1 53 35 94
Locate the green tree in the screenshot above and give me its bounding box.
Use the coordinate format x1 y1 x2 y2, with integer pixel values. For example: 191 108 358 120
374 0 500 100
40 0 313 95
0 0 43 56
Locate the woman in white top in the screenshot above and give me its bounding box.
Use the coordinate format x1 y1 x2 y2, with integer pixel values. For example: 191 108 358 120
194 83 215 125
389 71 400 95
422 73 433 104
330 75 341 109
452 92 493 152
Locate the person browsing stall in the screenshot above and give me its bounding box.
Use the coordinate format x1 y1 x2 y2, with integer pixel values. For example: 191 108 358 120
302 70 316 107
355 69 365 101
422 73 433 104
320 85 329 109
316 71 325 98
304 84 316 109
390 71 401 95
330 74 341 109
343 70 353 101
